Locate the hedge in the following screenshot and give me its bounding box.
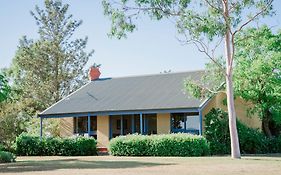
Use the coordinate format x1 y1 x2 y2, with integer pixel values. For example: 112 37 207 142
0 151 16 163
204 108 281 155
15 133 97 156
109 133 210 156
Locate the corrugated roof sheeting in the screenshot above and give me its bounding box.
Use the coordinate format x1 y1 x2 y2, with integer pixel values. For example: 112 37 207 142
40 70 206 116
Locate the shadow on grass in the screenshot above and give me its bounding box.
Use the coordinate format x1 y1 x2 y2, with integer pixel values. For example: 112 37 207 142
0 158 174 173
242 154 281 161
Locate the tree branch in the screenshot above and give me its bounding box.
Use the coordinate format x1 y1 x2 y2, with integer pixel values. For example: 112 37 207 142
230 0 273 69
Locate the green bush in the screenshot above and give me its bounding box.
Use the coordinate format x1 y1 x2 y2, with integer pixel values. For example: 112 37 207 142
15 133 97 156
204 108 269 155
15 134 43 156
268 136 281 153
0 144 5 151
109 133 210 156
0 151 16 163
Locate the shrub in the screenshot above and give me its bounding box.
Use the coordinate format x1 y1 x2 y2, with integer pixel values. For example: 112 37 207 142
109 133 210 156
237 122 268 154
268 136 281 153
0 144 5 151
204 108 269 155
15 134 43 156
204 108 230 155
0 151 16 163
15 133 97 156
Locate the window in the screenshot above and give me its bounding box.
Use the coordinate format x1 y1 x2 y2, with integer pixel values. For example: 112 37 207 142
171 112 200 134
144 114 157 135
116 119 128 130
109 113 157 139
74 116 97 137
171 113 185 130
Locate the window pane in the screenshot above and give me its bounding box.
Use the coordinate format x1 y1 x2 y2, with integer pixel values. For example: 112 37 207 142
171 113 185 130
144 114 157 135
111 115 121 138
122 115 132 135
185 115 199 130
77 116 87 133
134 114 140 133
90 116 97 131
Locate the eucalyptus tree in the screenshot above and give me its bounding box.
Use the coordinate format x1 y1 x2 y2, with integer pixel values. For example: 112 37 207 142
102 0 274 158
186 26 281 138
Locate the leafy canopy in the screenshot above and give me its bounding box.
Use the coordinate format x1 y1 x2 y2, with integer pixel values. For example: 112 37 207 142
234 26 281 124
0 73 11 103
9 0 94 114
102 0 273 41
185 26 281 136
1 0 95 144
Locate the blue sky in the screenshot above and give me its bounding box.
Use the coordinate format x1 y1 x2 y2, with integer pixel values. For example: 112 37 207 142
0 1 280 78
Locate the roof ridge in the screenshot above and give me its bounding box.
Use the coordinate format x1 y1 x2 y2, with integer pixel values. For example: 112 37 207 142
104 69 205 80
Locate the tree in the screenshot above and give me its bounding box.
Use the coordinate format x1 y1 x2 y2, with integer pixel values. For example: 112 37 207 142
5 0 94 137
186 26 281 138
0 73 11 102
9 0 94 114
234 26 281 137
102 0 274 158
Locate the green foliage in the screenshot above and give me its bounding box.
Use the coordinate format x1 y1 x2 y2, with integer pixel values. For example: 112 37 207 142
234 26 281 136
0 144 5 151
109 133 210 156
0 73 11 102
15 133 97 156
186 26 281 137
0 0 95 146
0 102 30 148
0 151 16 163
268 136 281 153
204 108 230 154
184 57 225 100
9 0 94 114
102 0 273 41
204 108 269 154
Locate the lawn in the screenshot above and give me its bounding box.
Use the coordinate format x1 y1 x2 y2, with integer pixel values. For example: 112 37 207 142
0 155 281 175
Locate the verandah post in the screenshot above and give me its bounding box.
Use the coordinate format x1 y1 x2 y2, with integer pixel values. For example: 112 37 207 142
87 113 91 137
131 115 135 133
40 117 43 140
199 110 203 135
140 113 143 134
120 115 124 135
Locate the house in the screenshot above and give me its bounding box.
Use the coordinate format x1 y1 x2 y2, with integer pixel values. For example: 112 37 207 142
38 67 261 149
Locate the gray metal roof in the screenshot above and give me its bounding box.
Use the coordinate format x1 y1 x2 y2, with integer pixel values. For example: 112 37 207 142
39 70 206 117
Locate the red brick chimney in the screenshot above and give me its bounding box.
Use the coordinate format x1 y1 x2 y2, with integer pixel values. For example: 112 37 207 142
89 65 101 81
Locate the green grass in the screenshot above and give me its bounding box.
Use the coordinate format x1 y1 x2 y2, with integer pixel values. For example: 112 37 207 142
0 155 281 175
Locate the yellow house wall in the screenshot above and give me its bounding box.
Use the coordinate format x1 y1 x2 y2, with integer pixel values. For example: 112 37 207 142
59 118 74 137
97 115 110 148
202 92 262 133
157 113 170 134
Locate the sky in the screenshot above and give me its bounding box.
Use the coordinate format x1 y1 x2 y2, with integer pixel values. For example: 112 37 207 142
0 1 280 78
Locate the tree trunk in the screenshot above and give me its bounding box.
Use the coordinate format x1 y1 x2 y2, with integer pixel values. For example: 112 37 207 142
262 110 272 138
54 46 60 102
223 0 241 159
225 72 241 159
